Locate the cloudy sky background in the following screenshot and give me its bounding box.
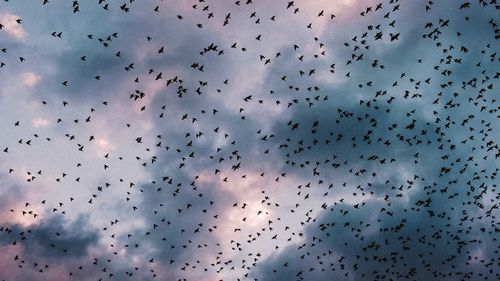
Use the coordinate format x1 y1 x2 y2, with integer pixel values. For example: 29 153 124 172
0 0 498 280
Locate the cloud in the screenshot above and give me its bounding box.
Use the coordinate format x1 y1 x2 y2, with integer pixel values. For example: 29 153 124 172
22 72 41 86
0 214 103 280
31 117 50 127
0 12 26 41
251 187 498 281
0 214 99 257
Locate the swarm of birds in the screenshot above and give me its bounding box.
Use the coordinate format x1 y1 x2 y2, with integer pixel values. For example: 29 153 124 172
0 0 499 280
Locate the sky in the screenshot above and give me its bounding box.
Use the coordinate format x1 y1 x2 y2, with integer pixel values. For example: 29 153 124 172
0 0 498 280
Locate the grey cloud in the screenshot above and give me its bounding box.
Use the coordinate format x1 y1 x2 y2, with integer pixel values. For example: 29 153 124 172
0 214 99 258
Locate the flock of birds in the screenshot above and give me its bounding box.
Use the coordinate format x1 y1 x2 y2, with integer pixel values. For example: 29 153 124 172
0 0 499 280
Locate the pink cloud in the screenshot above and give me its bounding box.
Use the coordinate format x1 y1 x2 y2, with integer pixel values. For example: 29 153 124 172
31 117 50 128
23 72 41 87
1 12 26 41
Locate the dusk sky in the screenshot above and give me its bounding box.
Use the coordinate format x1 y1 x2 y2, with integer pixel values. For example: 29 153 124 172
0 0 499 280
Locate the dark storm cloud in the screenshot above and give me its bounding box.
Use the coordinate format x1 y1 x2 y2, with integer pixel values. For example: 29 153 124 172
1 0 223 104
112 157 235 280
252 193 498 281
246 2 499 280
0 214 99 258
